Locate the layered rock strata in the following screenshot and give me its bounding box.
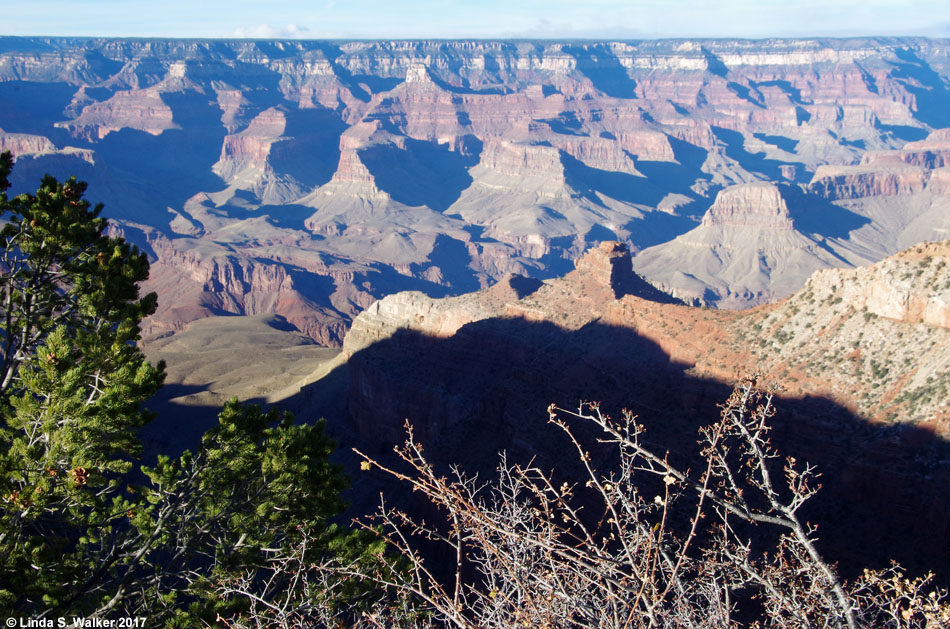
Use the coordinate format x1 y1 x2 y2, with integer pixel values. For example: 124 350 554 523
2 37 949 343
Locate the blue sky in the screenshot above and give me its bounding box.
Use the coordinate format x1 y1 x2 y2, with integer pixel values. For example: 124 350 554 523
1 0 948 39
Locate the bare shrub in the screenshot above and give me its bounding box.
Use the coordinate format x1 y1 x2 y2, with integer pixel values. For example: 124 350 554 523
349 377 950 628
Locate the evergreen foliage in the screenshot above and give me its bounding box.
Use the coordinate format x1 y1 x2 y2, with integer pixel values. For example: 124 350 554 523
0 152 370 623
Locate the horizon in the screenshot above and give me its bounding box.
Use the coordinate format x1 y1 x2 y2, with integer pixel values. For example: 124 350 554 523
3 33 950 43
2 1 948 40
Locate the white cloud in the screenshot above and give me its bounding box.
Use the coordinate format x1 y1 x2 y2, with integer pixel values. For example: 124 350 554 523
232 23 312 39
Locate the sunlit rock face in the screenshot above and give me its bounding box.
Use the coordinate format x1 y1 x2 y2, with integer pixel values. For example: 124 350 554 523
344 240 950 445
2 37 949 344
339 240 950 574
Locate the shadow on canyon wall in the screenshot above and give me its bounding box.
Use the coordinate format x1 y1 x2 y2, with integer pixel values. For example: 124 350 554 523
782 183 873 240
890 48 950 129
359 137 479 212
0 81 79 144
712 125 807 183
338 316 950 582
145 314 950 583
564 44 639 99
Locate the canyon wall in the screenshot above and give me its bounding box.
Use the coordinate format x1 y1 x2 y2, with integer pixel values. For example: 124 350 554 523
340 241 950 573
1 37 949 344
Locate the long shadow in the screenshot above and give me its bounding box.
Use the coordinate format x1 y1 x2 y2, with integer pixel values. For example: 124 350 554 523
335 316 950 583
701 47 729 78
319 43 374 103
425 73 510 96
753 79 806 104
727 81 765 108
888 48 950 129
0 81 79 145
563 44 638 99
359 260 473 301
140 382 230 458
252 203 325 231
358 137 479 212
784 184 871 239
7 150 180 231
92 90 228 212
0 36 58 54
753 132 799 153
536 111 587 136
876 122 929 143
558 153 700 248
31 47 123 96
124 57 169 88
625 211 703 249
561 153 667 207
6 152 99 195
712 126 805 182
134 307 950 584
533 234 582 280
634 136 712 211
207 59 287 113
424 234 482 294
268 107 347 189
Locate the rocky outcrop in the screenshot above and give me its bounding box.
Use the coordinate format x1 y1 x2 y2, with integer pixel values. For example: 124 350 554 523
810 164 930 199
747 240 950 430
343 271 545 358
700 182 795 229
804 240 950 328
141 233 354 346
343 291 486 358
344 243 652 442
300 122 392 225
476 139 568 189
0 132 95 163
894 128 950 169
214 107 287 179
927 167 950 195
0 132 56 155
809 130 950 200
572 241 681 301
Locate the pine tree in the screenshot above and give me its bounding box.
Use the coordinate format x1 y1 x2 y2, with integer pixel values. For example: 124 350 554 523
0 150 165 612
0 152 375 622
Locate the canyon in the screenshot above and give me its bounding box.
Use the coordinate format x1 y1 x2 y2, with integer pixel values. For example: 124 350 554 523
338 239 950 576
3 34 950 615
3 36 949 575
1 37 949 346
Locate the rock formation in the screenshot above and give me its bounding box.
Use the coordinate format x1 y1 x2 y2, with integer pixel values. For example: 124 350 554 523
808 129 950 200
746 240 950 428
339 241 950 571
345 240 949 444
2 37 949 344
632 182 866 306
